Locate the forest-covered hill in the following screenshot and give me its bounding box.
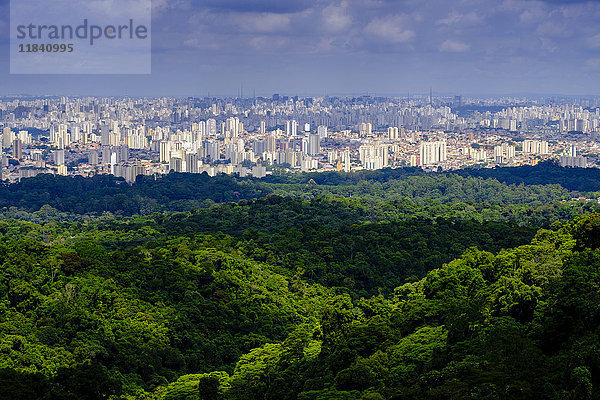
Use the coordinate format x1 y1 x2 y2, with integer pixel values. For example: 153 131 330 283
2 165 600 399
2 207 600 399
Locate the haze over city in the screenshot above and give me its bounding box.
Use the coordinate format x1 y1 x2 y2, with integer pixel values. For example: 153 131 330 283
2 0 600 96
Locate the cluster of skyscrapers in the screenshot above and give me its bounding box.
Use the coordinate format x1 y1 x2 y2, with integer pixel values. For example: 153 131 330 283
0 95 599 182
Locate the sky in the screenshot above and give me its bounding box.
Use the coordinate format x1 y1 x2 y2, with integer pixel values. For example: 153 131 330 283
1 0 600 97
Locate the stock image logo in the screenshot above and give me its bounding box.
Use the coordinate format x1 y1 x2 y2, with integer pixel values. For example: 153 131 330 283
10 0 151 74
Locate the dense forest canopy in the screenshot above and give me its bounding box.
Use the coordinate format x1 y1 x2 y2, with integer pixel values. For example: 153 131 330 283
2 164 600 399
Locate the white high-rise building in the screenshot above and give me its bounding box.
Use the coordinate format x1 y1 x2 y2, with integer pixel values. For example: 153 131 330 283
359 144 388 170
286 120 298 136
341 148 351 172
308 134 320 156
71 126 81 143
522 140 549 154
359 123 372 137
101 124 110 147
226 117 240 137
494 143 515 160
159 140 170 163
560 155 587 168
317 125 328 139
419 141 447 166
207 119 217 137
89 150 99 165
2 127 12 148
18 130 31 145
53 150 65 165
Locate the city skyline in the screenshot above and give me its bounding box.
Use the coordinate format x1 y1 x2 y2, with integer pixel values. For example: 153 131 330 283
1 0 600 96
1 95 599 184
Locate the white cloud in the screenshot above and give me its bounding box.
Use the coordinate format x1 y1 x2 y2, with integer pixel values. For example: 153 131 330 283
322 2 352 32
436 11 481 26
439 39 470 52
183 37 220 50
519 8 547 24
587 33 600 48
188 10 294 35
584 57 600 70
249 35 288 50
535 20 572 38
152 0 191 16
233 12 292 33
539 37 557 53
364 14 415 43
85 0 151 20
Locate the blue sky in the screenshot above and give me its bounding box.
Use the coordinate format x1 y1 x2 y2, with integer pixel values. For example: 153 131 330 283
1 0 600 96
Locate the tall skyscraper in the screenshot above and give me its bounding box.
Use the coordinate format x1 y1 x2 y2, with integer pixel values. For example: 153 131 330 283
169 157 183 172
207 119 217 137
419 141 447 166
3 127 15 148
359 123 372 137
12 139 22 159
286 120 298 136
308 134 321 156
341 148 351 172
522 140 549 154
159 141 170 163
317 126 328 139
266 135 276 153
89 150 99 166
53 149 65 165
186 153 199 173
359 144 388 170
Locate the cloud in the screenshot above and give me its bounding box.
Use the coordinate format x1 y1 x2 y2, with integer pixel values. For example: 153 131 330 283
439 39 470 52
152 0 191 15
535 20 574 38
84 0 152 20
539 37 558 52
234 12 292 33
584 57 600 70
519 7 548 23
249 35 288 51
537 0 599 4
152 0 600 61
364 14 415 43
203 0 312 14
587 32 600 48
5 0 600 95
322 2 352 32
436 11 481 26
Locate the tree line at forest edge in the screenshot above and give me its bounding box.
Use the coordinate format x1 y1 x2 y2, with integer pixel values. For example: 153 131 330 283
1 162 600 217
